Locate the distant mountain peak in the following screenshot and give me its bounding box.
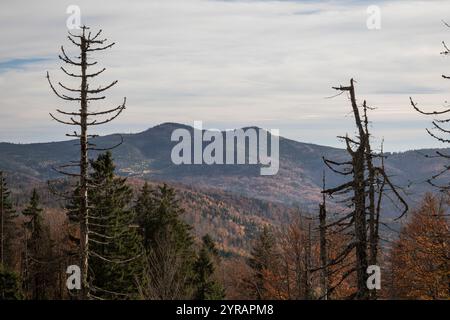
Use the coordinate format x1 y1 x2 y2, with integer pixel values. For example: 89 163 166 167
140 122 193 134
147 122 264 133
0 122 447 213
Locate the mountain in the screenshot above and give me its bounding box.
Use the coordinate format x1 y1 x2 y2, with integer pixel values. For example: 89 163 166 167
0 122 447 213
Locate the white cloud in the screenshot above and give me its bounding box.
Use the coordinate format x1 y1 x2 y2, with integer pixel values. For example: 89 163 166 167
0 0 449 151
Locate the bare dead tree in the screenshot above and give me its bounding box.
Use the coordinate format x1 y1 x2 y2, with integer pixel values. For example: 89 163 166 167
322 79 408 300
137 233 190 300
47 26 126 299
304 221 312 299
319 172 329 300
277 211 316 300
410 22 450 194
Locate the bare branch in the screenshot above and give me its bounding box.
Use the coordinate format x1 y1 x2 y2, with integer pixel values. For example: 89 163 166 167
410 97 450 115
87 42 115 52
49 112 78 125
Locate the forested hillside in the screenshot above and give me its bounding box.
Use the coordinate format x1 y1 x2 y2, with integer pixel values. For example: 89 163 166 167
1 123 447 212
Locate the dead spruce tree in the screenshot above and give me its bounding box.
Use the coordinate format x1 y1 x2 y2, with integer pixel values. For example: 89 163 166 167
321 79 407 299
47 26 126 299
318 172 329 300
410 22 450 193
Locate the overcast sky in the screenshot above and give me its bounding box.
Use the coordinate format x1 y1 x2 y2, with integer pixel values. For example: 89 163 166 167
1 0 450 151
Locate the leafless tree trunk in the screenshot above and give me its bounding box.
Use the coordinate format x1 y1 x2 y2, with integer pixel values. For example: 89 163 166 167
322 79 408 300
137 234 190 300
364 105 376 268
410 22 450 194
304 221 312 299
22 224 29 298
47 26 126 299
319 173 329 300
330 80 368 299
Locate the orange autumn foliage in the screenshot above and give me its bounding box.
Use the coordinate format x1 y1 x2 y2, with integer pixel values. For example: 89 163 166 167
389 194 449 300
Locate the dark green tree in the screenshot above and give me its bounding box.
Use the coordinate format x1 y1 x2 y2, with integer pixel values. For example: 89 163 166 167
90 152 144 299
136 183 194 256
22 189 55 299
136 183 195 299
193 235 225 300
0 171 17 270
0 265 23 300
134 182 154 248
69 152 144 299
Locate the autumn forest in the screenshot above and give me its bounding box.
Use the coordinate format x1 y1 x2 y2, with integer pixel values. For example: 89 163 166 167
0 1 449 304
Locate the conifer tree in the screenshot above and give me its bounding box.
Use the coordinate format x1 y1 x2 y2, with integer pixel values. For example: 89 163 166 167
69 152 144 299
193 235 225 300
0 171 17 270
22 189 55 299
136 183 195 299
0 265 22 300
89 152 144 299
137 183 194 259
134 183 154 248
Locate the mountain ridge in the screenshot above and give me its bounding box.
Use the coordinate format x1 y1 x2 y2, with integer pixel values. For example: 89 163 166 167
0 122 447 212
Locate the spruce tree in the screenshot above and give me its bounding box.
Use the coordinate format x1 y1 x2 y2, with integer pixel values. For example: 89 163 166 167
134 183 154 248
22 189 55 299
0 171 17 270
137 183 194 257
89 152 144 299
136 183 195 299
0 265 22 300
193 235 225 300
68 152 144 299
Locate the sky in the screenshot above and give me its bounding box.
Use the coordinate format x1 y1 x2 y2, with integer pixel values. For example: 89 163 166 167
0 0 450 151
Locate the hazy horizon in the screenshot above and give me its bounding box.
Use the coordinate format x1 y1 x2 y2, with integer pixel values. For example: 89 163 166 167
2 120 449 154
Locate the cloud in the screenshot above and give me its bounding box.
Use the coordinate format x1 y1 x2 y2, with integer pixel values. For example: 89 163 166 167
0 58 50 72
0 0 449 151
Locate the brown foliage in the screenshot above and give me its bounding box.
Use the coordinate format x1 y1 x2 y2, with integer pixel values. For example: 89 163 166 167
388 194 449 300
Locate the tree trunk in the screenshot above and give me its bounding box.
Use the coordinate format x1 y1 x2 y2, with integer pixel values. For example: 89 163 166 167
319 204 328 299
79 36 89 300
